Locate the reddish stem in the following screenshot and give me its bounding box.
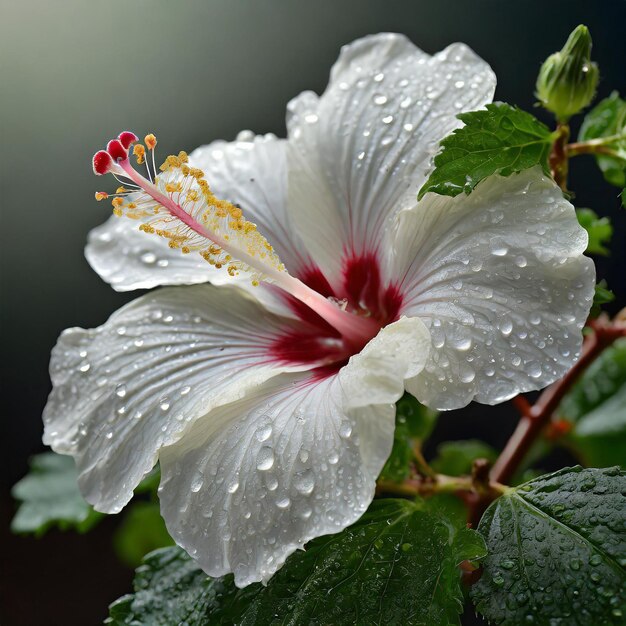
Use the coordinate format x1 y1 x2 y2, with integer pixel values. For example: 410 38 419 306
491 319 626 484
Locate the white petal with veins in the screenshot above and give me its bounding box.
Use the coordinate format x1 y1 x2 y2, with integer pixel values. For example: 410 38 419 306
387 168 595 409
158 317 429 586
286 32 496 283
43 284 305 513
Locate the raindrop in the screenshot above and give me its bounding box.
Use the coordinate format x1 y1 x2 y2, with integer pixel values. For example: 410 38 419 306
115 384 127 398
227 480 239 494
257 446 275 471
339 421 353 438
180 385 191 396
294 470 315 495
255 423 272 442
276 497 291 509
453 337 473 351
373 94 387 105
141 252 157 265
499 319 513 336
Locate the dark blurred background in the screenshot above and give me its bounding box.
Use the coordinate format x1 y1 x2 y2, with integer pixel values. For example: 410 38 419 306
1 1 625 624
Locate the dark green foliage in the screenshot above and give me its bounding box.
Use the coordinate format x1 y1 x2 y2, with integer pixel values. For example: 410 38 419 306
471 466 626 625
379 394 438 482
431 440 498 477
11 453 102 535
109 499 486 626
557 338 626 467
114 502 175 568
579 91 626 188
576 208 613 255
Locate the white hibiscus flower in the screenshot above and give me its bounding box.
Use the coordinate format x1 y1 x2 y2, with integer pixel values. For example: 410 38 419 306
43 33 595 587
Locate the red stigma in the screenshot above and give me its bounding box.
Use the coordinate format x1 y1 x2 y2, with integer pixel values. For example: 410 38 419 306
107 139 128 162
92 150 113 175
118 131 139 150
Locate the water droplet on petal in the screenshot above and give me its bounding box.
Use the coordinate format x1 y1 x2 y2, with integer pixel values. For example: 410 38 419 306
141 252 157 265
257 446 275 471
115 384 127 398
294 470 315 495
255 423 272 442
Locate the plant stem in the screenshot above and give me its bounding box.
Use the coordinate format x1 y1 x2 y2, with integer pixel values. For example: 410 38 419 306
490 318 626 484
549 123 571 191
566 133 625 157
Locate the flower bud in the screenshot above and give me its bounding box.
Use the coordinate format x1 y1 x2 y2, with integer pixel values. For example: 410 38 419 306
536 25 599 122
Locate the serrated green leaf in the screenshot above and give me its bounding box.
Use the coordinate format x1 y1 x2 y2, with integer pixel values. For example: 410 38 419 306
418 102 554 199
431 439 498 477
379 394 439 482
109 499 486 626
557 338 626 467
576 208 613 255
579 91 626 188
470 466 626 626
105 547 238 625
114 501 175 568
11 452 103 535
590 280 616 318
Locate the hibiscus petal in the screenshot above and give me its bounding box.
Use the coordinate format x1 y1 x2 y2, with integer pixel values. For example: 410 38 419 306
388 167 595 409
286 32 496 283
86 133 309 291
43 284 304 513
158 317 430 587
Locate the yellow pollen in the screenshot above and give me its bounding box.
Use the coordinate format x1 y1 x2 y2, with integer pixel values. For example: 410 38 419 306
133 144 146 164
145 134 157 150
116 186 128 194
105 146 284 285
95 191 108 201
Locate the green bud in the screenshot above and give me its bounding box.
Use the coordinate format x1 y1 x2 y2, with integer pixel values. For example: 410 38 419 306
536 25 599 122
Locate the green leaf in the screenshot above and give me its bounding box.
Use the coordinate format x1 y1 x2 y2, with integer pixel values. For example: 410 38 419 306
557 338 626 467
106 547 239 626
470 466 626 625
579 91 626 188
418 102 554 199
11 452 102 535
590 280 616 318
379 394 438 482
576 208 613 255
109 499 486 626
431 439 498 476
114 501 175 568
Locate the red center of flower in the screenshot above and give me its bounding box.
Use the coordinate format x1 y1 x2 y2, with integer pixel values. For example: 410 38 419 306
270 253 402 377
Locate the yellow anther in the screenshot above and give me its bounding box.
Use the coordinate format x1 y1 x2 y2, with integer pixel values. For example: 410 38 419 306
181 246 190 254
112 197 124 208
113 207 123 217
165 182 183 193
133 144 146 164
126 202 137 209
145 134 157 150
95 191 108 201
116 186 128 194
